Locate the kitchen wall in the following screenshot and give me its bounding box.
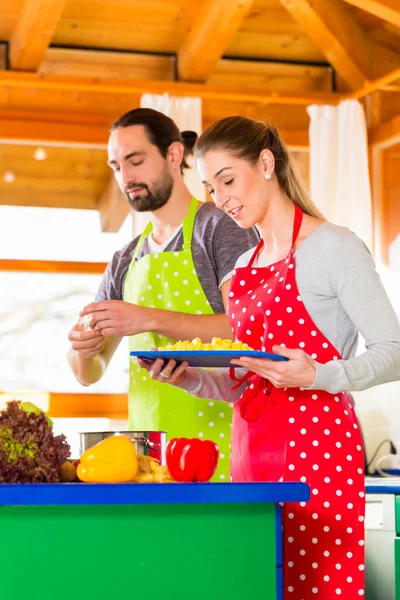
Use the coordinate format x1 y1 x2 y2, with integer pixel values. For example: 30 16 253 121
355 263 400 473
355 381 400 472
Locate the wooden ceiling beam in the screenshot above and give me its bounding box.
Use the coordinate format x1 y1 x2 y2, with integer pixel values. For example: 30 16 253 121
0 115 108 146
0 111 309 149
178 0 255 82
349 66 400 97
209 58 333 93
279 0 400 90
0 69 342 106
39 48 333 93
39 48 175 81
380 84 400 92
342 0 400 29
97 177 130 233
9 0 68 71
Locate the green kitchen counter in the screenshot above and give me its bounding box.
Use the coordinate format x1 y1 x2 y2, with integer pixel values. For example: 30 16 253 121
0 481 309 600
365 478 400 600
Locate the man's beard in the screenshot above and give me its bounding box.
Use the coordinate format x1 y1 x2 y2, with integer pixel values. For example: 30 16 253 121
124 169 174 213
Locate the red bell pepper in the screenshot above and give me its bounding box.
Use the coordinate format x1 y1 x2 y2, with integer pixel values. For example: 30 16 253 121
166 437 219 483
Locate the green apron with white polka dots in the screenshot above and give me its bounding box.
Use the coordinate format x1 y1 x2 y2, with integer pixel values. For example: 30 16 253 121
124 197 231 481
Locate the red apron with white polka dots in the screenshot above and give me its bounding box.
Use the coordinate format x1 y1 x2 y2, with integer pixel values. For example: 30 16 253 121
227 205 365 599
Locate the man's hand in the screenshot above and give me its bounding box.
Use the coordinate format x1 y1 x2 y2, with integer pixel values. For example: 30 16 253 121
68 321 106 359
80 300 151 337
137 356 190 386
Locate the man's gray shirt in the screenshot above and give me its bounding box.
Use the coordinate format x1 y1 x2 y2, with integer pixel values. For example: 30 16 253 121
95 202 260 313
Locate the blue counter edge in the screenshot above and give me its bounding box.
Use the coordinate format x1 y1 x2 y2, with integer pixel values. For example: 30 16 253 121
366 484 400 495
0 481 310 506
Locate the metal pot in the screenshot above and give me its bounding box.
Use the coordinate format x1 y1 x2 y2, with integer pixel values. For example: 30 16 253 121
78 431 167 465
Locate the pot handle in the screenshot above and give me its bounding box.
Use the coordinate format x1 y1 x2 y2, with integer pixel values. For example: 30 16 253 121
132 436 161 451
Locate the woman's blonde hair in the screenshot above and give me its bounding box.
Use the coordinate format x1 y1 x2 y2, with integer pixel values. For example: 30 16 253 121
195 116 326 221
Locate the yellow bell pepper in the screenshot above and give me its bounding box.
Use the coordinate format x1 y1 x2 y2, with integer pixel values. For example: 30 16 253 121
77 435 139 483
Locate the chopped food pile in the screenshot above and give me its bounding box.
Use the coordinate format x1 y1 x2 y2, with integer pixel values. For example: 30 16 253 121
159 336 253 351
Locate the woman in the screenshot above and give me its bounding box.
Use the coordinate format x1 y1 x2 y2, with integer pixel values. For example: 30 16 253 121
138 116 400 599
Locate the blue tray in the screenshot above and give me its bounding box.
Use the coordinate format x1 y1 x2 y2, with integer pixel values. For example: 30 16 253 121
130 350 289 368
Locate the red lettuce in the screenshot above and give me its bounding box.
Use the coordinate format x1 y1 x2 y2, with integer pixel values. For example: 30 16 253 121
0 400 70 483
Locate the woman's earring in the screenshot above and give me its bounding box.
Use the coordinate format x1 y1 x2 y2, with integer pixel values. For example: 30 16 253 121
265 173 271 180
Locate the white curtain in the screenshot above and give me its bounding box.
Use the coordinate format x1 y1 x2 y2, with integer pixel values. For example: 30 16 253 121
140 93 204 201
307 99 373 251
130 93 203 237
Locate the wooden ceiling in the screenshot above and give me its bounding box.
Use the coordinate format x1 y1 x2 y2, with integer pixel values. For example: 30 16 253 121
0 0 400 232
0 143 108 210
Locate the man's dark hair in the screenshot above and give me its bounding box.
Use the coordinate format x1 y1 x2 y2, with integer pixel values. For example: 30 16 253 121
111 108 197 172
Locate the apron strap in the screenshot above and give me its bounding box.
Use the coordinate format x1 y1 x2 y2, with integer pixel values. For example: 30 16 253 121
131 196 198 260
248 239 264 268
229 367 273 422
132 221 153 262
247 204 303 267
291 203 303 251
229 366 253 390
182 196 198 251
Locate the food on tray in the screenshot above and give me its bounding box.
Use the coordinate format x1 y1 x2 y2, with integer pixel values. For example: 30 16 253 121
166 437 219 483
0 400 70 483
77 435 139 483
158 337 253 351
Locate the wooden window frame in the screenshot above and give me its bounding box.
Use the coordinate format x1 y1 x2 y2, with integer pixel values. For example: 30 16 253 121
1 259 128 419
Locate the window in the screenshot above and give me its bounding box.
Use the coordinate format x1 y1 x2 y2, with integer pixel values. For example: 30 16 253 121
0 206 133 393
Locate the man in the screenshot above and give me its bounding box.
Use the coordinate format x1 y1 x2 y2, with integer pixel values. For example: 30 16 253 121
68 108 259 481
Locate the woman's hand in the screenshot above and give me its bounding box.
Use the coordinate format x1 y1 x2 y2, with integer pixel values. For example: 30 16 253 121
137 356 190 385
231 345 317 389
